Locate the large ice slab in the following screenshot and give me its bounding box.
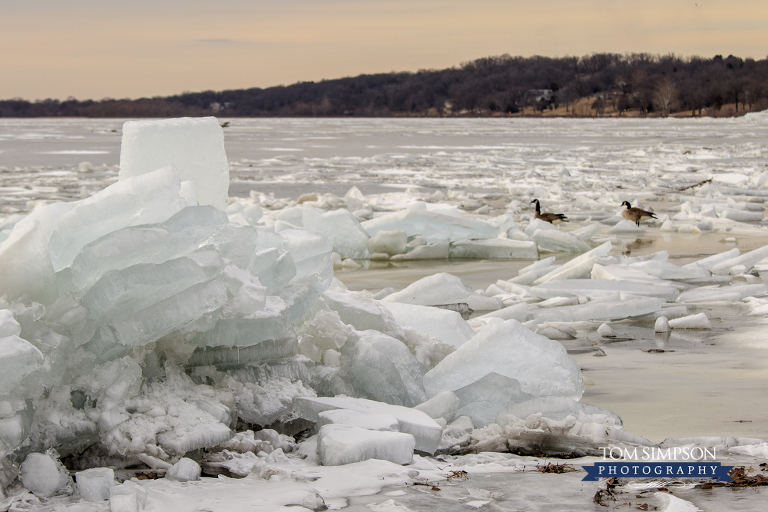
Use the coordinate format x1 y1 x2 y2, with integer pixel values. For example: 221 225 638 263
628 260 709 280
414 391 460 422
317 409 400 432
19 452 72 498
530 279 679 301
382 273 502 311
0 219 58 304
530 297 665 323
362 203 499 242
49 165 186 271
710 244 768 275
448 238 538 259
532 242 612 284
0 335 44 395
423 319 584 400
322 289 405 339
453 372 533 427
120 117 229 210
70 205 229 291
683 248 740 271
380 302 475 349
532 230 591 253
317 424 415 465
676 284 768 303
339 330 427 407
76 467 114 502
300 206 370 259
497 396 622 428
293 396 443 453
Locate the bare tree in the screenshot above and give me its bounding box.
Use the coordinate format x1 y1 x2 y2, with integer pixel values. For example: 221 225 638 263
654 78 677 117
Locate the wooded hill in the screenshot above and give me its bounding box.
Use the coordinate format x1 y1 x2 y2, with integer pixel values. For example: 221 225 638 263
3 53 767 118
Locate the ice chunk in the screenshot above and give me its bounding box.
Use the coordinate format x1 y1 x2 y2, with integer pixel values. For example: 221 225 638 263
49 165 186 271
609 219 645 233
497 396 622 428
655 316 670 332
362 203 499 243
453 373 533 427
19 452 73 498
120 117 229 210
82 257 209 322
591 263 670 285
571 224 601 241
322 289 405 339
390 240 449 260
414 391 460 421
0 219 58 304
166 457 201 481
517 257 556 275
70 205 229 291
76 467 115 502
186 336 298 369
710 244 768 275
382 273 501 311
112 279 229 347
676 284 768 303
669 313 712 329
317 409 400 432
423 320 583 400
597 323 614 337
157 420 232 455
299 206 369 259
532 230 591 252
111 481 147 509
0 335 44 395
279 229 333 281
629 261 709 280
719 209 764 222
530 297 665 323
0 310 21 338
109 493 139 512
510 265 561 285
438 415 475 451
532 242 612 284
380 302 474 349
367 230 407 256
293 396 443 453
471 303 529 323
317 424 415 465
530 280 679 301
523 218 559 237
339 330 427 407
448 238 538 259
683 248 740 271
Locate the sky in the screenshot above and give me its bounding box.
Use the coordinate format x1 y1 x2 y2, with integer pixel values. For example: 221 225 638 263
2 0 766 101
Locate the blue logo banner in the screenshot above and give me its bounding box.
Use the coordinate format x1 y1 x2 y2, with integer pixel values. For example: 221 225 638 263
582 462 733 481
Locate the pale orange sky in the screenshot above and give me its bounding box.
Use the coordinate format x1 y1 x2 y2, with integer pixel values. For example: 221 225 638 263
1 0 766 100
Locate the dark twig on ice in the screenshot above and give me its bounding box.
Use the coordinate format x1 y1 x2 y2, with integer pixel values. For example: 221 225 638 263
677 178 712 192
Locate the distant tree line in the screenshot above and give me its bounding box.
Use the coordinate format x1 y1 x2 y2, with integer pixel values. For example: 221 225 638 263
2 53 767 118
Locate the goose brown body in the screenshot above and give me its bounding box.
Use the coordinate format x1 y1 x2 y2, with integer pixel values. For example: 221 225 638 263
621 201 657 227
531 199 568 225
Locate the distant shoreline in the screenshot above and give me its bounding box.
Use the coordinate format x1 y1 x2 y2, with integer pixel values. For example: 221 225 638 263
3 53 767 119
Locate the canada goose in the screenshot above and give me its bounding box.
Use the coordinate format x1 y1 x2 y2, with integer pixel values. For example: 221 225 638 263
531 199 568 224
621 201 657 227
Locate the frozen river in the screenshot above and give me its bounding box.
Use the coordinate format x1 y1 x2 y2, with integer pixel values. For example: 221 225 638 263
2 116 768 444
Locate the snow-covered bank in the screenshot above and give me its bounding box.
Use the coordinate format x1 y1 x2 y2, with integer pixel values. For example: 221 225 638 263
2 116 768 509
